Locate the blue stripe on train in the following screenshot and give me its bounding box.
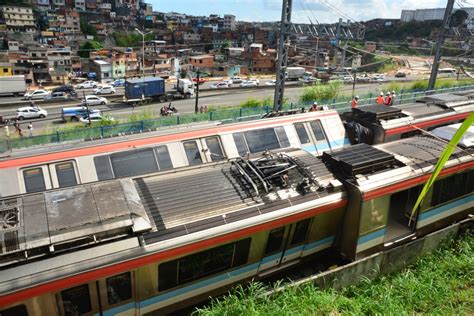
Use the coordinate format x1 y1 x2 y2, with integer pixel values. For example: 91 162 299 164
301 138 350 154
418 194 474 221
105 236 339 313
357 228 386 245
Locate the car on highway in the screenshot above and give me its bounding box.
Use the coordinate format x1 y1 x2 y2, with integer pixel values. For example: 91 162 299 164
111 79 125 87
342 76 354 83
303 76 319 84
240 80 259 88
82 95 108 106
94 85 116 95
192 77 207 85
76 80 99 89
230 76 243 84
247 78 260 85
210 82 229 89
45 91 74 101
79 113 114 124
23 89 50 100
265 80 277 86
53 85 76 94
16 106 48 120
395 71 407 78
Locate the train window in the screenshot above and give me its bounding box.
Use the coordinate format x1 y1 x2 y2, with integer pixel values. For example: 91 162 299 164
158 238 251 292
233 132 249 156
55 162 77 187
158 260 178 291
244 128 280 153
264 227 285 255
23 168 46 193
310 121 326 141
274 126 290 148
111 149 158 177
61 284 91 316
154 145 173 170
432 172 470 206
183 141 203 165
94 156 114 181
205 136 225 161
0 304 28 316
290 218 311 246
294 123 310 144
233 238 252 267
106 272 132 305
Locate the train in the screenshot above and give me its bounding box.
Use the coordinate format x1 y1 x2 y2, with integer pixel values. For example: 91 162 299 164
0 122 473 315
0 91 471 198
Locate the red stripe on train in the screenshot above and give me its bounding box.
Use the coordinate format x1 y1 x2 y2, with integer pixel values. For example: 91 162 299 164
385 113 469 136
0 199 347 307
363 160 474 201
0 112 337 169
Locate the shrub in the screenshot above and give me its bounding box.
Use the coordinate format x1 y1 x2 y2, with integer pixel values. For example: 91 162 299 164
299 81 342 103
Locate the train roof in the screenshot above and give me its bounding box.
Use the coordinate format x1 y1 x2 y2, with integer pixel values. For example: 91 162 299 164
0 149 342 268
431 123 474 148
324 135 473 190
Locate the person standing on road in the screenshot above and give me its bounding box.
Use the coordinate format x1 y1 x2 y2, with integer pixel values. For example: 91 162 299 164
376 92 385 105
384 92 392 106
27 122 33 137
351 96 359 109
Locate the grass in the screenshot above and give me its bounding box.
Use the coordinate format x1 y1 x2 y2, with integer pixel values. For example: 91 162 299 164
195 232 474 315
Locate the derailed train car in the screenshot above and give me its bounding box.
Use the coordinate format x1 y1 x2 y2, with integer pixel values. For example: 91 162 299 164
1 130 472 315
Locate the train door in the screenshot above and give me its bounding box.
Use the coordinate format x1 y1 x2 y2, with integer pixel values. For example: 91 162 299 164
98 271 137 315
258 218 312 274
294 122 330 156
56 281 101 316
48 161 80 189
198 136 226 162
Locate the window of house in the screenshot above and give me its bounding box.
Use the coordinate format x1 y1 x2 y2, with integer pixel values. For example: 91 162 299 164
106 272 132 305
55 162 77 187
61 284 91 316
23 168 46 193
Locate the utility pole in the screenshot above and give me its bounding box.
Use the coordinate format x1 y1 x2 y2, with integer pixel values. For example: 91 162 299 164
273 0 292 112
194 70 200 114
135 28 153 101
428 0 455 90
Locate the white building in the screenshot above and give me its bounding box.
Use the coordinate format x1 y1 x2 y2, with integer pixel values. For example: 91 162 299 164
0 5 36 33
75 0 85 11
224 14 236 31
401 7 474 23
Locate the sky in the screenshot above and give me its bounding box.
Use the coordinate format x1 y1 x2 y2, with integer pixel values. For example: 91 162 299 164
150 0 456 23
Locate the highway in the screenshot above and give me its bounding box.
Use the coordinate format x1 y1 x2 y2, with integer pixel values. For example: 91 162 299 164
0 82 391 131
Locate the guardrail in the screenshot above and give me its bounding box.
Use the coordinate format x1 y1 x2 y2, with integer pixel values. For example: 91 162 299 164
1 84 473 154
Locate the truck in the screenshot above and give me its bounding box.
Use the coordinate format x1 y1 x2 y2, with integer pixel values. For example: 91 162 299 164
0 75 26 96
285 67 306 81
123 77 194 105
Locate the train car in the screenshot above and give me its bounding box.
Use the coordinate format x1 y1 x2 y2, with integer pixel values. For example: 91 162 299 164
0 110 349 198
343 91 474 145
1 132 473 315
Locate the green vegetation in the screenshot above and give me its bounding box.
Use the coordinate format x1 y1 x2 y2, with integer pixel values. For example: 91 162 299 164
410 78 474 90
196 233 474 315
451 9 469 27
240 97 273 108
299 81 342 103
365 20 442 41
112 32 154 48
78 40 103 58
80 19 97 37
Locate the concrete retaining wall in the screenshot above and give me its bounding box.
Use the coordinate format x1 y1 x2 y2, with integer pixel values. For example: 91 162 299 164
285 219 470 291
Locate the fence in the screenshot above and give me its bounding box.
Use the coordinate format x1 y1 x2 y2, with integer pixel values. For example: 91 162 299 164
1 84 473 154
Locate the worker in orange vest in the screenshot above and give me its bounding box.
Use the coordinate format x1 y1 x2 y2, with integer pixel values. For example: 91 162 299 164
351 95 359 109
376 92 385 105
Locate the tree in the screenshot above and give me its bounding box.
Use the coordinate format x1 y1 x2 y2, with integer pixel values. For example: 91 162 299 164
80 19 97 37
78 40 103 58
220 40 231 53
450 9 469 27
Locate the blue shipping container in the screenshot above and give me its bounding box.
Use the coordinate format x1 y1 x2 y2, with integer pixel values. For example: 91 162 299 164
125 77 165 100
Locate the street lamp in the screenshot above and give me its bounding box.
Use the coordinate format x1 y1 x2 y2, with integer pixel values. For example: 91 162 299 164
134 28 153 78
